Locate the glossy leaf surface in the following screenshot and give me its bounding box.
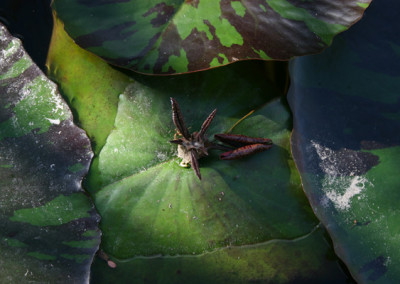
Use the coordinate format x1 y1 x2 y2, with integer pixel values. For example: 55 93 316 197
0 24 100 283
92 92 349 281
288 0 400 282
95 92 318 257
52 0 371 74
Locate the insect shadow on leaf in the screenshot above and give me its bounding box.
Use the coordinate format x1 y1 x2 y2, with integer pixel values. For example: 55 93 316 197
169 97 273 180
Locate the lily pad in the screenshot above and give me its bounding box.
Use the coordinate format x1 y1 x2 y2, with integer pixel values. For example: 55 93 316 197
91 226 351 284
52 0 371 74
95 90 318 257
288 0 400 282
90 93 351 282
0 24 100 283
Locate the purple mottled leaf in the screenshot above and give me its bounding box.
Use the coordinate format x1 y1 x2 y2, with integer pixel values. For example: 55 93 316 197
0 24 100 283
52 0 371 74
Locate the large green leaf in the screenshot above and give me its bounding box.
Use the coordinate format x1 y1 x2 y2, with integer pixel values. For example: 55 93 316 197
95 92 317 257
0 24 100 283
288 0 400 282
52 0 371 74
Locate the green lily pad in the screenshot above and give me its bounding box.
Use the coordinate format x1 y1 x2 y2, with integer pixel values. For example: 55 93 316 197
91 226 351 284
288 0 400 282
0 24 100 283
92 92 351 281
52 0 371 74
95 91 318 257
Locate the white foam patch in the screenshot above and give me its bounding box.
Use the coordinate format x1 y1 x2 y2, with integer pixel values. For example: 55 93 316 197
312 141 371 211
1 38 20 59
325 175 367 210
46 118 61 125
47 78 66 114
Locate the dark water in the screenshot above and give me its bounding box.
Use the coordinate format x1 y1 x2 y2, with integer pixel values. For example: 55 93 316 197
0 0 53 72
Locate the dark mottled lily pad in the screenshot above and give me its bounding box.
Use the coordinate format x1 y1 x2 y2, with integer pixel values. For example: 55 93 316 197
288 0 400 282
0 24 100 283
52 0 371 74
